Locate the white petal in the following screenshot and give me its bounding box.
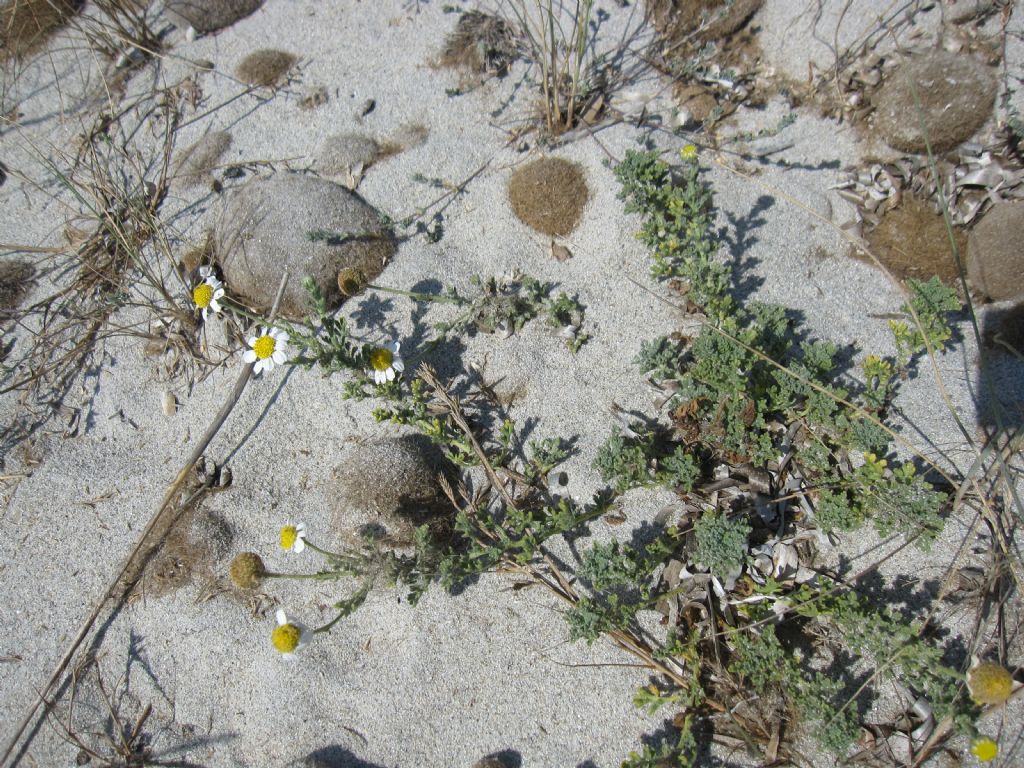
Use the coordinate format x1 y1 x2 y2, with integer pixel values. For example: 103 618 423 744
209 298 221 313
293 538 305 553
296 523 306 534
373 369 385 385
247 336 258 347
242 349 257 363
276 609 288 626
272 328 289 343
392 341 401 353
393 358 405 373
385 367 396 382
199 265 213 279
254 358 268 374
272 350 287 365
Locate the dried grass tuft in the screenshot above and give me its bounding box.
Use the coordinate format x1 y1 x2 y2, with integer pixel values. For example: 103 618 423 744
234 48 296 87
507 157 589 237
439 10 519 76
0 0 83 61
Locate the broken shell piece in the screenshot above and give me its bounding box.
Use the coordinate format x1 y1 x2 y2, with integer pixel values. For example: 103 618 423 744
161 390 177 416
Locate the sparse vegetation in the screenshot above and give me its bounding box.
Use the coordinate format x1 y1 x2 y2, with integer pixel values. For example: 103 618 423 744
1 2 1021 767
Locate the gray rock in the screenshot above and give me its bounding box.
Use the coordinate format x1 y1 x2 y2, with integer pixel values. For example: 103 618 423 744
165 0 262 34
968 201 1024 302
315 133 380 177
213 173 394 319
329 435 454 550
873 51 996 153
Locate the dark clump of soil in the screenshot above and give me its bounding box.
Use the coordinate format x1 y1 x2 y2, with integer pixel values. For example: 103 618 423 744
234 48 296 87
0 260 35 310
863 194 967 285
646 0 762 45
0 0 83 61
439 10 519 77
508 157 589 237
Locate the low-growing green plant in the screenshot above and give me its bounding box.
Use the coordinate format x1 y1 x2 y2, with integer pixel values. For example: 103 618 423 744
594 426 699 493
692 511 750 578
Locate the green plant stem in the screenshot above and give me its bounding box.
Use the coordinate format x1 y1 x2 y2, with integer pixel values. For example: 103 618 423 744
365 283 467 305
312 582 372 634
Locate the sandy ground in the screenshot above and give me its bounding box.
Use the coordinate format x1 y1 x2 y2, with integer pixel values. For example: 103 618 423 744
1 1 1022 766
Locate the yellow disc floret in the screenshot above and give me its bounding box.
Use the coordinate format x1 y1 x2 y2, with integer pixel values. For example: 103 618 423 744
680 144 698 161
280 525 298 550
369 347 393 371
272 623 301 653
968 662 1014 705
971 736 998 762
193 283 214 309
228 552 266 589
253 335 276 360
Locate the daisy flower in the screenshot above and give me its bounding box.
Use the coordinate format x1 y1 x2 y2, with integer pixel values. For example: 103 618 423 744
192 269 225 321
279 522 306 553
243 326 289 375
367 340 404 384
271 609 310 659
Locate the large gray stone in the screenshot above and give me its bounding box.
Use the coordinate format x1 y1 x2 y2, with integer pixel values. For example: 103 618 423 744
968 201 1024 302
165 0 262 34
873 51 996 153
213 173 394 319
329 435 454 551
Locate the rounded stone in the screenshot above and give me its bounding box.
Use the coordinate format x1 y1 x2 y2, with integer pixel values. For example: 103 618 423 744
213 173 394 319
165 0 262 34
873 51 996 153
967 201 1024 302
329 435 454 550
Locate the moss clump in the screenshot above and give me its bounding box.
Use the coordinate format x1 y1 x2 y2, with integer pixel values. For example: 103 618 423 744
0 0 83 61
234 48 296 87
508 157 589 237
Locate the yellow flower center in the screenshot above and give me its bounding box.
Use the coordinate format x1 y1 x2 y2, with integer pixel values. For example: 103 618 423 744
272 623 301 653
280 525 298 550
369 347 393 371
193 283 213 309
253 335 276 360
971 737 998 762
680 144 698 160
